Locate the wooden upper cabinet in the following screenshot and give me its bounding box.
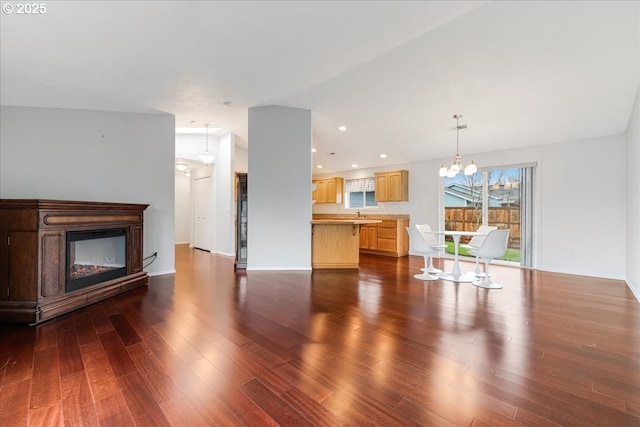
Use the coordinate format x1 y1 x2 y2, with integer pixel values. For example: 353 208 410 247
326 179 337 202
313 180 325 203
312 177 343 204
375 170 409 202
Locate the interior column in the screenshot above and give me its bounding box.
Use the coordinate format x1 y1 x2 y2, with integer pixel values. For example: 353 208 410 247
247 106 312 270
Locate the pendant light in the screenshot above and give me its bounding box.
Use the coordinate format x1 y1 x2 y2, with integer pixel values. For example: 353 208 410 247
439 114 477 177
198 124 215 164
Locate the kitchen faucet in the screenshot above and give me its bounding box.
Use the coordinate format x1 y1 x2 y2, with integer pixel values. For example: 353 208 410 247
356 209 361 217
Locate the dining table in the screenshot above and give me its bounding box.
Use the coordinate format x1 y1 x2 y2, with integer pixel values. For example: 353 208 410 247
430 230 487 283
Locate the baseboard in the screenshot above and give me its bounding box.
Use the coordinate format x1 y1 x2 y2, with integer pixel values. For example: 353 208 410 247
627 280 640 303
212 251 235 257
246 267 312 271
147 269 177 277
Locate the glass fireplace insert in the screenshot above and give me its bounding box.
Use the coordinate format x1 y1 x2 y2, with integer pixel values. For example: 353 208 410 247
66 228 127 292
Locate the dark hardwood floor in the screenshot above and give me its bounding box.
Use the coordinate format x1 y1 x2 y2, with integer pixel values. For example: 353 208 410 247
1 244 639 426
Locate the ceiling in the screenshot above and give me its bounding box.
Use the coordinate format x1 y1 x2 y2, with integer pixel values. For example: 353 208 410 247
1 1 638 173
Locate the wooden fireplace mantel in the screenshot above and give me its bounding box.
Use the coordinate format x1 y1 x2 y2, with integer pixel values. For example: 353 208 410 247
0 199 149 324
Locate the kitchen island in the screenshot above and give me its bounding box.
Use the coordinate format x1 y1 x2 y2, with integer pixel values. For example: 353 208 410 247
311 219 381 269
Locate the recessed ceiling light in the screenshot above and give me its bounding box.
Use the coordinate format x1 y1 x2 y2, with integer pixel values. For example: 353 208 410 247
317 165 323 169
380 154 387 158
338 125 347 132
312 148 317 153
351 164 358 168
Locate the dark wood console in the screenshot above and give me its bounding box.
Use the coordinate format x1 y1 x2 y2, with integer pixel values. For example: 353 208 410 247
0 199 149 324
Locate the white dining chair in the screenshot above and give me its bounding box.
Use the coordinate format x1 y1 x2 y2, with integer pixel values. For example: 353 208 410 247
461 225 497 277
406 226 439 281
415 223 446 273
470 229 510 289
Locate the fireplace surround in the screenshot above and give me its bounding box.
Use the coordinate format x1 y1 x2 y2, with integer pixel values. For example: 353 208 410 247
0 199 148 324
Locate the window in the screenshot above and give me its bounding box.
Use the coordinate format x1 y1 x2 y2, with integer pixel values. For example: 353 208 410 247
345 178 378 209
442 164 535 267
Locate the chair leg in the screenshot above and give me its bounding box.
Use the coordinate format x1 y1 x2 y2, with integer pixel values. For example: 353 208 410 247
468 254 486 277
472 260 503 289
420 256 442 273
473 256 482 276
416 255 438 280
414 272 439 281
426 255 442 274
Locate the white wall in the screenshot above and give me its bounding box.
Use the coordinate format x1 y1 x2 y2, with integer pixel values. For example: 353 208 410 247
0 106 176 276
626 87 640 301
314 134 627 281
535 136 625 279
215 133 235 256
174 170 191 244
235 145 248 173
248 106 312 270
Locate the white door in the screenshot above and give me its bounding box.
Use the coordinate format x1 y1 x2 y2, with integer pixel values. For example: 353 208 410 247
193 176 212 251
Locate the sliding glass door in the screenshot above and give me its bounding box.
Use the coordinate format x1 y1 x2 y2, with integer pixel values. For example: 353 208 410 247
443 164 534 267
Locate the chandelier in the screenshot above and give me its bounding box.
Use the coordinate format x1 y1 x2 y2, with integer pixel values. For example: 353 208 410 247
439 114 477 177
198 124 215 164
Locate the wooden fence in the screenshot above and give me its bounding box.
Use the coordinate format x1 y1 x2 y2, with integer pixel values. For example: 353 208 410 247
444 206 520 249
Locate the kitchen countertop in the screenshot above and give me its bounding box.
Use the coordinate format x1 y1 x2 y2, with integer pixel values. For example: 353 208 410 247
313 214 409 220
311 219 382 225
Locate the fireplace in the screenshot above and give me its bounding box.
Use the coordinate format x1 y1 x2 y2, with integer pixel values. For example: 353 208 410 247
66 228 128 292
0 199 148 324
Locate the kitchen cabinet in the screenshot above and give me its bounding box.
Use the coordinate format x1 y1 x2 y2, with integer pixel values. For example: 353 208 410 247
312 219 380 269
375 170 409 202
359 224 378 250
312 177 343 204
359 218 409 257
313 214 410 257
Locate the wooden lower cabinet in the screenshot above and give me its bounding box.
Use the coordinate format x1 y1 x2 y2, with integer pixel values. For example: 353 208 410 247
359 225 378 250
312 222 361 269
359 219 409 257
